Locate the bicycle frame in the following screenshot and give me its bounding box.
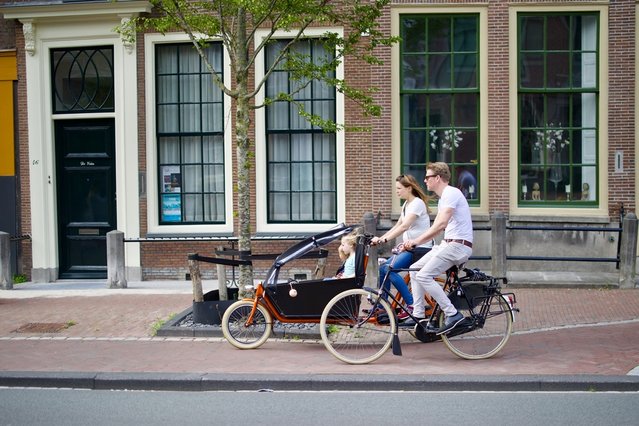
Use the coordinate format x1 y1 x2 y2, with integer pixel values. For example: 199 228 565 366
372 265 517 337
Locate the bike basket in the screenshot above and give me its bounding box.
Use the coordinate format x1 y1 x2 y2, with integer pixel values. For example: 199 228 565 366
449 282 487 310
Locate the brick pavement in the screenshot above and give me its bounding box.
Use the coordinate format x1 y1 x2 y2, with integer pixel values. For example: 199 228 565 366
1 285 638 391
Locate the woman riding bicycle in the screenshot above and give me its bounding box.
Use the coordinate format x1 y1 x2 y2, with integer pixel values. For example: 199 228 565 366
371 174 432 319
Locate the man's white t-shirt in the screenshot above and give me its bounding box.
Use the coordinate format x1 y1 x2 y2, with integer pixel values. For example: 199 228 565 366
402 198 433 248
439 185 473 242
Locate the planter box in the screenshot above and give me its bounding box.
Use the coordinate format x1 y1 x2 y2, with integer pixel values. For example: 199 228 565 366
192 288 239 325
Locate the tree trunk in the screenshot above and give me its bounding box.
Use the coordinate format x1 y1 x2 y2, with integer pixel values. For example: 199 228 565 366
235 10 254 297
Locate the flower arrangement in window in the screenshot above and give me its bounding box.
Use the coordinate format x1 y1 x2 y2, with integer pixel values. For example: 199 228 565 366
430 128 463 152
533 123 569 152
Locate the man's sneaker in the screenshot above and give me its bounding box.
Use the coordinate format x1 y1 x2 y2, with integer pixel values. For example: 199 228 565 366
397 305 413 321
436 311 465 335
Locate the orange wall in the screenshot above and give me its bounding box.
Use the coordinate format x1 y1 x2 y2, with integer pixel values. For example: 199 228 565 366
0 50 17 177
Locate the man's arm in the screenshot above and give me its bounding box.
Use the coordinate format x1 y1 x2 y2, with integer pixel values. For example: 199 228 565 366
404 207 453 248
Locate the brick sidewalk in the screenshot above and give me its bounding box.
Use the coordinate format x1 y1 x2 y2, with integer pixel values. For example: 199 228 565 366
1 288 638 338
0 287 638 386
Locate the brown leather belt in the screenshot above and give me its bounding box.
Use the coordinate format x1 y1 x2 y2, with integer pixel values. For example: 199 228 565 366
444 239 473 248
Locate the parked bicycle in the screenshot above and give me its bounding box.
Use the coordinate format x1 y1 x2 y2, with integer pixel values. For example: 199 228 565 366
320 262 518 364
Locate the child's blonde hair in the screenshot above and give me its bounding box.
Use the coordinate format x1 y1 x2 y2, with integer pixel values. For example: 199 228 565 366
338 233 358 261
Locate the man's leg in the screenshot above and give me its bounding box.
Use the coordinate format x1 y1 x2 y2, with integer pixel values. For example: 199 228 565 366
409 246 438 318
414 243 471 317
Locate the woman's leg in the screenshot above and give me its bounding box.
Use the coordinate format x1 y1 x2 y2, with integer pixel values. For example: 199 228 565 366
386 251 414 305
378 257 395 295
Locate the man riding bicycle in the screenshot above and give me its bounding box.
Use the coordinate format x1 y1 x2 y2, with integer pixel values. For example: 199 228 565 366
402 162 473 335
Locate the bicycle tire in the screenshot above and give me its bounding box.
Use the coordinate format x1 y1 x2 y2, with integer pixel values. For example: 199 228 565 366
440 294 513 360
320 289 396 365
221 300 272 349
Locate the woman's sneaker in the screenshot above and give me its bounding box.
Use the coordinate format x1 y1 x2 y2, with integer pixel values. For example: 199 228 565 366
397 305 413 321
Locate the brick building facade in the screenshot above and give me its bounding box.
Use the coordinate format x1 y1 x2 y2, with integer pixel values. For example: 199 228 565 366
0 0 636 284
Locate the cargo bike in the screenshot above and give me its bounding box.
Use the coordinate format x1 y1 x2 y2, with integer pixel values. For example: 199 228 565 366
221 223 371 349
221 224 518 366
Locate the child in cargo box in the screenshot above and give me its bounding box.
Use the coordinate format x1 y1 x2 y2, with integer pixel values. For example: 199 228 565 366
333 233 358 279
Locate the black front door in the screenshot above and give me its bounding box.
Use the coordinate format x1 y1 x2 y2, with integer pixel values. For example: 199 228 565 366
55 119 116 279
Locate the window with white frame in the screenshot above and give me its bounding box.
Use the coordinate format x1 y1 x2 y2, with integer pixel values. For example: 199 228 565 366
265 39 337 223
155 43 226 224
518 13 598 205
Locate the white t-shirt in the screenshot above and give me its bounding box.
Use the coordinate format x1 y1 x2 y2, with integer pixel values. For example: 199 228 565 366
342 253 356 277
402 198 433 248
439 185 473 242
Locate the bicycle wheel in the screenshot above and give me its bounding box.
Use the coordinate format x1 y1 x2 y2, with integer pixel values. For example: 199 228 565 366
320 289 396 365
440 294 513 360
221 300 272 349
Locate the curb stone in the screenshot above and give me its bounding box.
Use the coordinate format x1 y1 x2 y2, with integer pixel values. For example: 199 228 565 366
1 372 639 392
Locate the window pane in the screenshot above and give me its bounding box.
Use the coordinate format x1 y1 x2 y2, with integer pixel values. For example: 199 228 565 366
428 17 451 52
520 94 544 128
204 165 224 192
453 17 477 51
203 135 224 163
547 93 570 125
183 165 201 192
573 52 597 88
455 166 478 200
520 17 544 50
184 194 202 221
547 16 570 51
204 193 225 221
428 54 451 88
269 193 290 221
403 93 427 127
403 130 427 164
454 93 478 127
403 55 426 89
577 15 598 51
520 53 544 88
453 53 477 88
292 163 313 191
180 74 200 102
429 94 452 127
402 17 426 53
454 130 477 163
159 137 180 163
157 76 178 103
158 105 178 133
547 52 570 88
269 134 290 161
269 163 290 191
180 104 200 132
